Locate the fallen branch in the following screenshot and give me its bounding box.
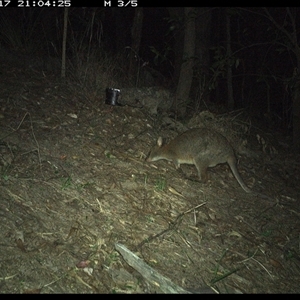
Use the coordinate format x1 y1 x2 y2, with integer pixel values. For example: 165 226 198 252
115 243 191 294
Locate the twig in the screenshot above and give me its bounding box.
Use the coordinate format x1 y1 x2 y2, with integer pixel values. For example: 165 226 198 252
133 202 206 251
0 112 29 141
238 248 273 279
1 111 44 177
28 112 42 166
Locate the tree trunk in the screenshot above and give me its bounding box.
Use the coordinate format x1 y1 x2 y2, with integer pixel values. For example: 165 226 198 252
167 8 184 88
225 8 234 110
128 7 144 86
193 7 211 111
61 7 68 79
171 7 196 118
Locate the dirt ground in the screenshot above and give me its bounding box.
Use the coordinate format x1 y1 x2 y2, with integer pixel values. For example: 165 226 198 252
0 55 300 294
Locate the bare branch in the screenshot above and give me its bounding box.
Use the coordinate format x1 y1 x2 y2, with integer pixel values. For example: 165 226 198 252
262 7 296 48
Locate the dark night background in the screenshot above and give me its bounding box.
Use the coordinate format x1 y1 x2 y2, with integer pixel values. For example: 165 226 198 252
0 6 299 138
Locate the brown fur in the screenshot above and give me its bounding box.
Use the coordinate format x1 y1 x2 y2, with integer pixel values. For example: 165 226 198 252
146 128 251 193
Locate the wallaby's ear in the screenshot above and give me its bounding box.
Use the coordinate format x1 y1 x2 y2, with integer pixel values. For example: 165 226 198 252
157 137 163 147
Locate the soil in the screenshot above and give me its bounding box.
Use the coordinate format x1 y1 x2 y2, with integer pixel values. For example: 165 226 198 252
0 56 300 294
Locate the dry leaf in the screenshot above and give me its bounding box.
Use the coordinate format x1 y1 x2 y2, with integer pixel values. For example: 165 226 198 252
269 258 283 269
76 260 91 268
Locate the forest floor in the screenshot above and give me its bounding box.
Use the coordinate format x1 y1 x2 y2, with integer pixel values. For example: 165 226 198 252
0 54 300 294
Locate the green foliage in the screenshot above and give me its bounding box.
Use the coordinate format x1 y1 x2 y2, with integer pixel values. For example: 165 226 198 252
154 176 166 191
210 249 240 286
60 176 94 191
1 165 10 181
164 13 183 36
149 45 173 67
61 176 72 190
